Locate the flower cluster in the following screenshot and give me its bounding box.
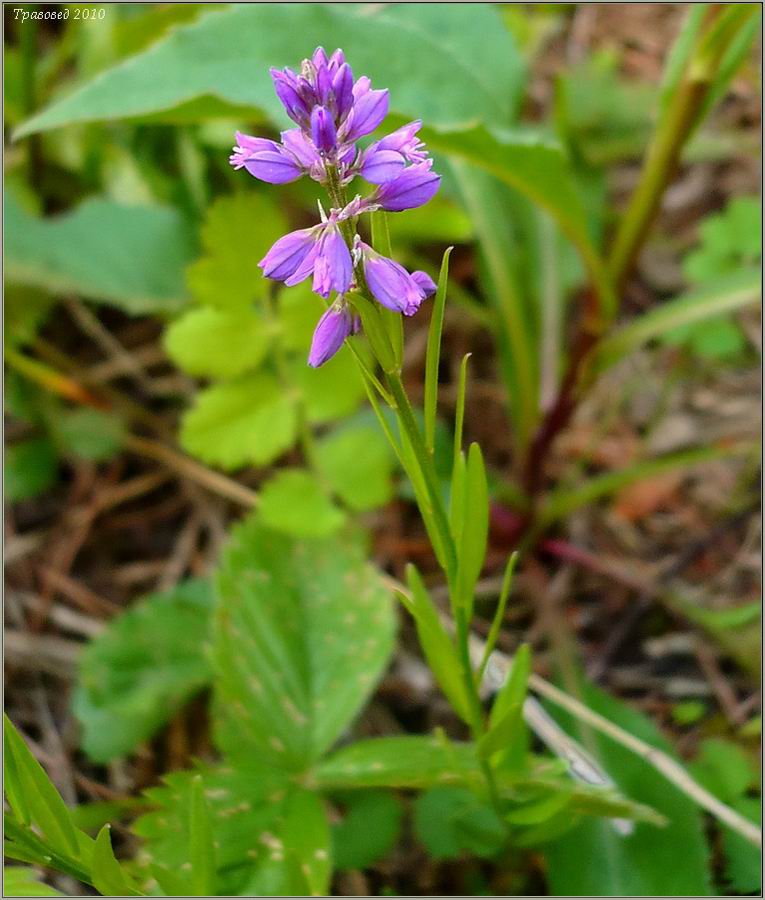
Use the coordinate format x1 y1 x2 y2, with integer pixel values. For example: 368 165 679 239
231 47 440 366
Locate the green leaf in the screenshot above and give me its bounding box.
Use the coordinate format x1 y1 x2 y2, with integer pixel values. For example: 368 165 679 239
212 519 396 768
331 791 403 872
292 347 367 425
596 268 760 368
315 421 395 512
3 715 80 859
414 787 506 860
455 443 489 613
689 738 756 803
180 373 297 470
258 469 345 538
16 5 525 136
419 124 613 317
92 826 141 896
185 193 287 312
3 867 63 897
132 761 290 896
400 565 471 724
277 283 324 353
5 438 57 502
165 306 271 379
188 776 215 896
424 248 452 453
490 644 531 728
278 790 332 897
542 681 712 896
72 579 213 762
722 797 761 894
53 408 126 462
5 193 194 315
315 736 480 790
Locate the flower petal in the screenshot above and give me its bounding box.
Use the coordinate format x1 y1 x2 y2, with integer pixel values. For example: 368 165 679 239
359 147 406 184
345 87 389 141
411 270 437 299
308 305 353 367
375 161 441 211
259 228 317 281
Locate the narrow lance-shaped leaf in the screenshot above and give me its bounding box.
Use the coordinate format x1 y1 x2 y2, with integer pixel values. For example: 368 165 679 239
3 715 80 858
595 268 760 370
455 443 489 616
400 565 471 723
424 248 453 453
91 826 142 897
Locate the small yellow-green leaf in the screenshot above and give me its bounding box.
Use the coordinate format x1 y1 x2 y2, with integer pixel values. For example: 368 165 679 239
258 469 345 538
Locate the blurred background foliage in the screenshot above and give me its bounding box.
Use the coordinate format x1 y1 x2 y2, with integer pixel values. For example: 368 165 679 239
4 3 762 896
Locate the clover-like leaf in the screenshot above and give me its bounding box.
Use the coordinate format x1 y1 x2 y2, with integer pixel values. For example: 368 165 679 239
164 306 272 379
73 579 213 762
211 518 396 769
258 469 345 538
180 373 297 470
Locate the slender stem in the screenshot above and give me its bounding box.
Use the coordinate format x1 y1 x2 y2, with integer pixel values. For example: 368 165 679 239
386 373 457 580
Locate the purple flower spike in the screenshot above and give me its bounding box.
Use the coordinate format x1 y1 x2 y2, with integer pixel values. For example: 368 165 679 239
360 243 425 316
240 143 305 184
374 161 441 211
259 227 318 281
311 106 337 153
345 77 389 141
270 68 309 125
281 128 321 169
308 303 354 367
312 228 352 298
332 63 355 120
359 148 406 184
411 270 437 299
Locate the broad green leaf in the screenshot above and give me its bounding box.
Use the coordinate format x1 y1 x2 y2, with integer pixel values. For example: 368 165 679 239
314 736 480 790
5 193 194 315
164 306 271 378
17 5 525 136
72 579 212 762
543 681 712 896
316 422 395 512
400 565 471 724
53 408 126 462
3 715 80 859
91 826 141 896
258 469 345 538
3 867 63 897
188 776 215 896
689 739 761 894
331 791 403 872
413 787 506 860
132 761 291 896
212 519 396 768
185 193 286 312
5 438 57 502
596 268 760 369
292 347 367 425
180 373 297 470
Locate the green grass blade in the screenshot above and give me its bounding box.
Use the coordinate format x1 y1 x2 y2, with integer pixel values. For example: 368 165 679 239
424 247 453 453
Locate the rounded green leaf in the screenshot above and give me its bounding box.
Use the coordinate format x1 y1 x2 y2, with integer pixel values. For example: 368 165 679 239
258 469 345 538
180 373 297 470
165 306 271 378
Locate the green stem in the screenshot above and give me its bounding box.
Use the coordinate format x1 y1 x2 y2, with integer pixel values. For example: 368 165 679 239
608 4 754 292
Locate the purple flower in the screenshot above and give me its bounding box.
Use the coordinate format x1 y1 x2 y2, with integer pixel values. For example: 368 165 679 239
311 106 337 153
311 228 352 298
270 68 310 127
230 131 306 184
343 76 389 141
259 215 352 298
411 270 437 299
259 226 319 281
308 303 354 367
374 161 441 211
357 240 430 317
